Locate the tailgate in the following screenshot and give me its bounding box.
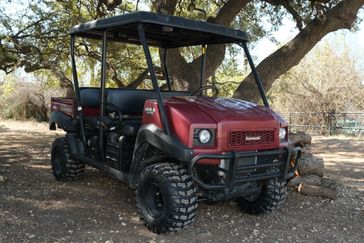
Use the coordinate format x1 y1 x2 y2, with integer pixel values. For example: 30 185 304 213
51 97 76 118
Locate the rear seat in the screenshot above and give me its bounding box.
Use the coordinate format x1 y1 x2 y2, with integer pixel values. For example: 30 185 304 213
79 88 102 117
106 88 190 116
106 88 189 135
80 87 189 116
79 87 189 135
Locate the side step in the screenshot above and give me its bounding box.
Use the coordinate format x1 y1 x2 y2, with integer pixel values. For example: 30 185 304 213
75 154 129 183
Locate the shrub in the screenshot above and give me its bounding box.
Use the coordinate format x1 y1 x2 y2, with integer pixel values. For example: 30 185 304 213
0 80 63 121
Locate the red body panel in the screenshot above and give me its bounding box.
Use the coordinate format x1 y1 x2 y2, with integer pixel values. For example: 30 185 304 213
51 97 76 118
83 107 100 116
142 96 287 165
53 94 287 166
142 100 163 128
51 97 100 117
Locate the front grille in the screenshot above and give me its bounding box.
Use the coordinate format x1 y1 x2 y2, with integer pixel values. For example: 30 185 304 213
228 130 275 147
235 152 286 178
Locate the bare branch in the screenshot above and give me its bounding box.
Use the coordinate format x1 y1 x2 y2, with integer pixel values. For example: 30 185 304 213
187 0 207 18
155 0 179 14
14 18 48 37
210 0 251 25
136 0 140 11
127 67 163 88
103 0 122 10
263 0 304 30
111 69 124 87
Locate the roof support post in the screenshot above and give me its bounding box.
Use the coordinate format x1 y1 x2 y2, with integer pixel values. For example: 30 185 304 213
137 24 171 135
239 42 270 108
70 35 88 155
199 44 207 90
163 48 172 91
99 31 108 161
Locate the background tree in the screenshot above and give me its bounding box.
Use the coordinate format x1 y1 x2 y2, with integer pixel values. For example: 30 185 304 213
0 0 363 101
270 41 364 113
0 71 62 121
0 0 148 96
269 41 364 134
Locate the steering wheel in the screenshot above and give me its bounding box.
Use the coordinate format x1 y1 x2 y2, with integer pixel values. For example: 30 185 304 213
104 101 123 122
191 85 219 97
102 102 123 130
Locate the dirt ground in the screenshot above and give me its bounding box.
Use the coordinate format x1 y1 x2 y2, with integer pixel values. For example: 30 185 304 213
0 120 363 243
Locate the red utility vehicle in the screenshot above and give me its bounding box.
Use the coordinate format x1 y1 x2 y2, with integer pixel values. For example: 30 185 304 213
49 12 301 233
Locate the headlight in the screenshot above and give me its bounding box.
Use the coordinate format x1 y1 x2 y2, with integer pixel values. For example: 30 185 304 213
198 129 211 144
279 128 287 140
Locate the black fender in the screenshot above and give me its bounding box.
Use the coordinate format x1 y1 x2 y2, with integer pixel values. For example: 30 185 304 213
128 124 194 187
66 133 86 156
49 111 76 131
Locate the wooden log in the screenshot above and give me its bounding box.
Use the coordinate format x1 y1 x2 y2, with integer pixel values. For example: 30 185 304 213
302 175 322 186
297 183 337 200
289 131 312 147
288 176 303 188
298 156 324 177
288 175 322 188
300 144 312 155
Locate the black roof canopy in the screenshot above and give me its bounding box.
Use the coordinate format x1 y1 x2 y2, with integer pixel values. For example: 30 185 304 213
70 11 249 48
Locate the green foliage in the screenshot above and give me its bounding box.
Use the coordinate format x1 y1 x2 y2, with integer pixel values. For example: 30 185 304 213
0 0 288 90
0 0 363 112
0 75 16 96
33 70 62 89
210 51 246 97
0 0 146 88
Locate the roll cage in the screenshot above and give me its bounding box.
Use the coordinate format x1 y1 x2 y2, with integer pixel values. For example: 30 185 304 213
69 11 269 158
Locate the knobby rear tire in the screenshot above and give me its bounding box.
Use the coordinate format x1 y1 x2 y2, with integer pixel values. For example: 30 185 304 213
51 137 85 181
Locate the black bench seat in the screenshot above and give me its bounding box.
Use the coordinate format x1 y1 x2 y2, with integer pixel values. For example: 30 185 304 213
79 87 189 135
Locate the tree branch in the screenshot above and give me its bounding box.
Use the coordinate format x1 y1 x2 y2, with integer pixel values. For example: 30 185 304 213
187 0 207 18
155 0 179 14
127 67 163 88
233 0 364 102
111 69 124 87
156 0 251 90
14 18 48 37
96 0 122 17
42 61 74 97
264 0 304 30
210 0 251 26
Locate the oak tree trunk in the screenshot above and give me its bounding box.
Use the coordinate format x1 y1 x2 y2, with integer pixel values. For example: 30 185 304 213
233 0 364 102
156 0 250 90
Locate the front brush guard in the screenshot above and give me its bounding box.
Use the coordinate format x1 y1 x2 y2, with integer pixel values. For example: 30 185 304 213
189 146 301 190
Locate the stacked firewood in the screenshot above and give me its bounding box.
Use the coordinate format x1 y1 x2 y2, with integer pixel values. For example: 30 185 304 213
288 131 337 199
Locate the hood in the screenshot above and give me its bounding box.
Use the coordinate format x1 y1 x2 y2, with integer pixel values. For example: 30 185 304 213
167 96 284 124
164 96 286 149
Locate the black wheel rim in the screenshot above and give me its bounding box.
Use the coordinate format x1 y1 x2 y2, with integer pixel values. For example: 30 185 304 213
143 182 165 218
53 147 62 175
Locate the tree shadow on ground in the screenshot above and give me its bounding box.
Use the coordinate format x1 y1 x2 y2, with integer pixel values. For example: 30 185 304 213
0 125 10 132
311 136 364 186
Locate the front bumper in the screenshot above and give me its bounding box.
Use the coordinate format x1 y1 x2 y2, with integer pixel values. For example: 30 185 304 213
189 146 301 190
